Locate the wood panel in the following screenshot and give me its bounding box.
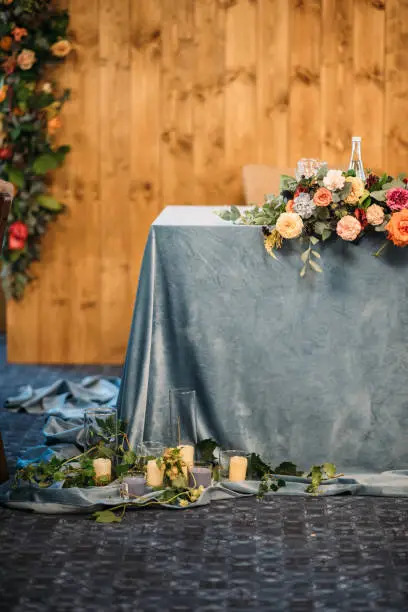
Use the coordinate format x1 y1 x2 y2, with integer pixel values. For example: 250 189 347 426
353 0 386 171
321 0 353 167
289 0 321 164
224 0 258 202
385 0 408 174
7 0 408 363
99 0 133 363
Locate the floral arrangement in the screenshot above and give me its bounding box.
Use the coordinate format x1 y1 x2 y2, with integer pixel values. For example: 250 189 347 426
0 0 71 299
218 166 408 276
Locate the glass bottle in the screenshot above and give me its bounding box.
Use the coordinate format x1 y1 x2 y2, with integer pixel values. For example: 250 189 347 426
348 136 365 181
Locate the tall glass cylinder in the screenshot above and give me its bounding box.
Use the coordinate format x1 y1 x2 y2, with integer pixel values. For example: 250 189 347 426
169 388 197 447
83 407 117 452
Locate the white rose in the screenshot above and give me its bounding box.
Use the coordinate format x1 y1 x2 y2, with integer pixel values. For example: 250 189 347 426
323 169 346 191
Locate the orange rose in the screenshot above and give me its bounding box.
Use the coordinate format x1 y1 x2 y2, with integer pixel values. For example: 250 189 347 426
51 40 72 58
0 85 8 104
285 199 295 213
3 0 14 4
386 209 408 247
0 36 12 51
313 187 332 207
12 27 28 42
47 116 62 134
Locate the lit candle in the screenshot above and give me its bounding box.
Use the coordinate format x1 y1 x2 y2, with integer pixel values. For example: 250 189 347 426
146 460 164 487
178 444 194 467
229 456 248 482
188 466 212 489
93 458 111 484
124 475 145 497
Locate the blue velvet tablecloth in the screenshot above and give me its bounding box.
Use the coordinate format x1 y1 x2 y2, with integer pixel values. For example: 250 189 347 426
118 206 408 472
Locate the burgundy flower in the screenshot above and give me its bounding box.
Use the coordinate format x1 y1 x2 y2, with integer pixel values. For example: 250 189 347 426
8 221 28 250
354 208 368 229
386 187 408 212
294 186 309 199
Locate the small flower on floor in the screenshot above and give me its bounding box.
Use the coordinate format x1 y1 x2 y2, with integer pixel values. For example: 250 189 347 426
179 499 189 507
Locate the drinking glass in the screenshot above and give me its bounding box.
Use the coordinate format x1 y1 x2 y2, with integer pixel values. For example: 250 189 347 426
219 449 251 482
169 388 198 447
83 407 117 451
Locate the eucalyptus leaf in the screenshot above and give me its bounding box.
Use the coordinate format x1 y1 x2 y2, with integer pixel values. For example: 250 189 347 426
301 248 310 263
300 265 306 278
309 259 323 273
370 190 387 202
314 221 329 236
311 250 321 259
309 236 319 245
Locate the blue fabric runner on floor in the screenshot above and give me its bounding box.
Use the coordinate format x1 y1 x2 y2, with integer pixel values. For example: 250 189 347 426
2 377 408 514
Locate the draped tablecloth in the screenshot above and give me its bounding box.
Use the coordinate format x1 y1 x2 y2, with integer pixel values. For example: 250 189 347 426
118 206 408 472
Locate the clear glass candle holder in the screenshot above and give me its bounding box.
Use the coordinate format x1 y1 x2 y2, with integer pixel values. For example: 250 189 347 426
169 388 198 447
295 158 327 181
219 450 251 482
137 441 165 463
83 407 117 452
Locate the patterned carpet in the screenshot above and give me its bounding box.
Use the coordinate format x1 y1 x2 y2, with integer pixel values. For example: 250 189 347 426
0 336 407 611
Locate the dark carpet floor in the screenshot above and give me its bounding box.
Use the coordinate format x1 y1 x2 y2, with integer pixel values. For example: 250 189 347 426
0 337 407 611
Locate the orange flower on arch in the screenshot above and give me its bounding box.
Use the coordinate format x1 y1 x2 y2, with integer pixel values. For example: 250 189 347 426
47 116 62 135
12 27 28 42
0 36 12 51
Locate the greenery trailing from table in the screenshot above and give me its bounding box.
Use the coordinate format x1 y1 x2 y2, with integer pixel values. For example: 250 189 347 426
13 429 341 522
0 0 71 299
217 167 408 276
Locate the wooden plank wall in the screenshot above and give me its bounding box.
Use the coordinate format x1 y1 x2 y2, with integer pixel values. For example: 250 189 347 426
6 0 408 364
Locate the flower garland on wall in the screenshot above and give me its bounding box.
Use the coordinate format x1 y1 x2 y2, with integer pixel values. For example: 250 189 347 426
0 0 71 299
218 167 408 276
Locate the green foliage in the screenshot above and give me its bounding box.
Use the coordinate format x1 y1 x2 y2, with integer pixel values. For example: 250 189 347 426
93 509 123 524
0 0 71 300
248 453 273 479
196 438 217 464
305 463 337 495
273 461 303 476
257 475 286 499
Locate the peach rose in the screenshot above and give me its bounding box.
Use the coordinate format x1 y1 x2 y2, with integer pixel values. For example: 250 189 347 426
314 187 332 207
0 85 8 104
51 40 72 58
336 215 362 241
386 209 408 247
47 116 62 135
276 212 303 239
17 49 36 70
285 199 295 213
366 204 385 226
344 176 365 204
12 27 28 42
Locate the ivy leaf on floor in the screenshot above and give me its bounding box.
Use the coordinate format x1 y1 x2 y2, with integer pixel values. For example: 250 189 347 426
93 510 123 524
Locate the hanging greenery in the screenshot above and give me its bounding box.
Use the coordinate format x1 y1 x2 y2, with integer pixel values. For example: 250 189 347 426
0 0 71 299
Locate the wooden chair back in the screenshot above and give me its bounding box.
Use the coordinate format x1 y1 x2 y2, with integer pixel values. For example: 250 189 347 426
242 165 294 206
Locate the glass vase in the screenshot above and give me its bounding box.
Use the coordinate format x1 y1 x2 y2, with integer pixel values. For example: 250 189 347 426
169 388 198 447
83 407 117 452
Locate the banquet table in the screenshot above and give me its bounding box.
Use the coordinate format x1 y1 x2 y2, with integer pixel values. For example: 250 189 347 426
118 206 408 472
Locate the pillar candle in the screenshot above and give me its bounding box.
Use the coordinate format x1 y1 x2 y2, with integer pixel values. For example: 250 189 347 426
124 476 145 497
146 460 164 487
178 444 194 467
229 456 248 482
188 466 212 489
93 458 111 484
